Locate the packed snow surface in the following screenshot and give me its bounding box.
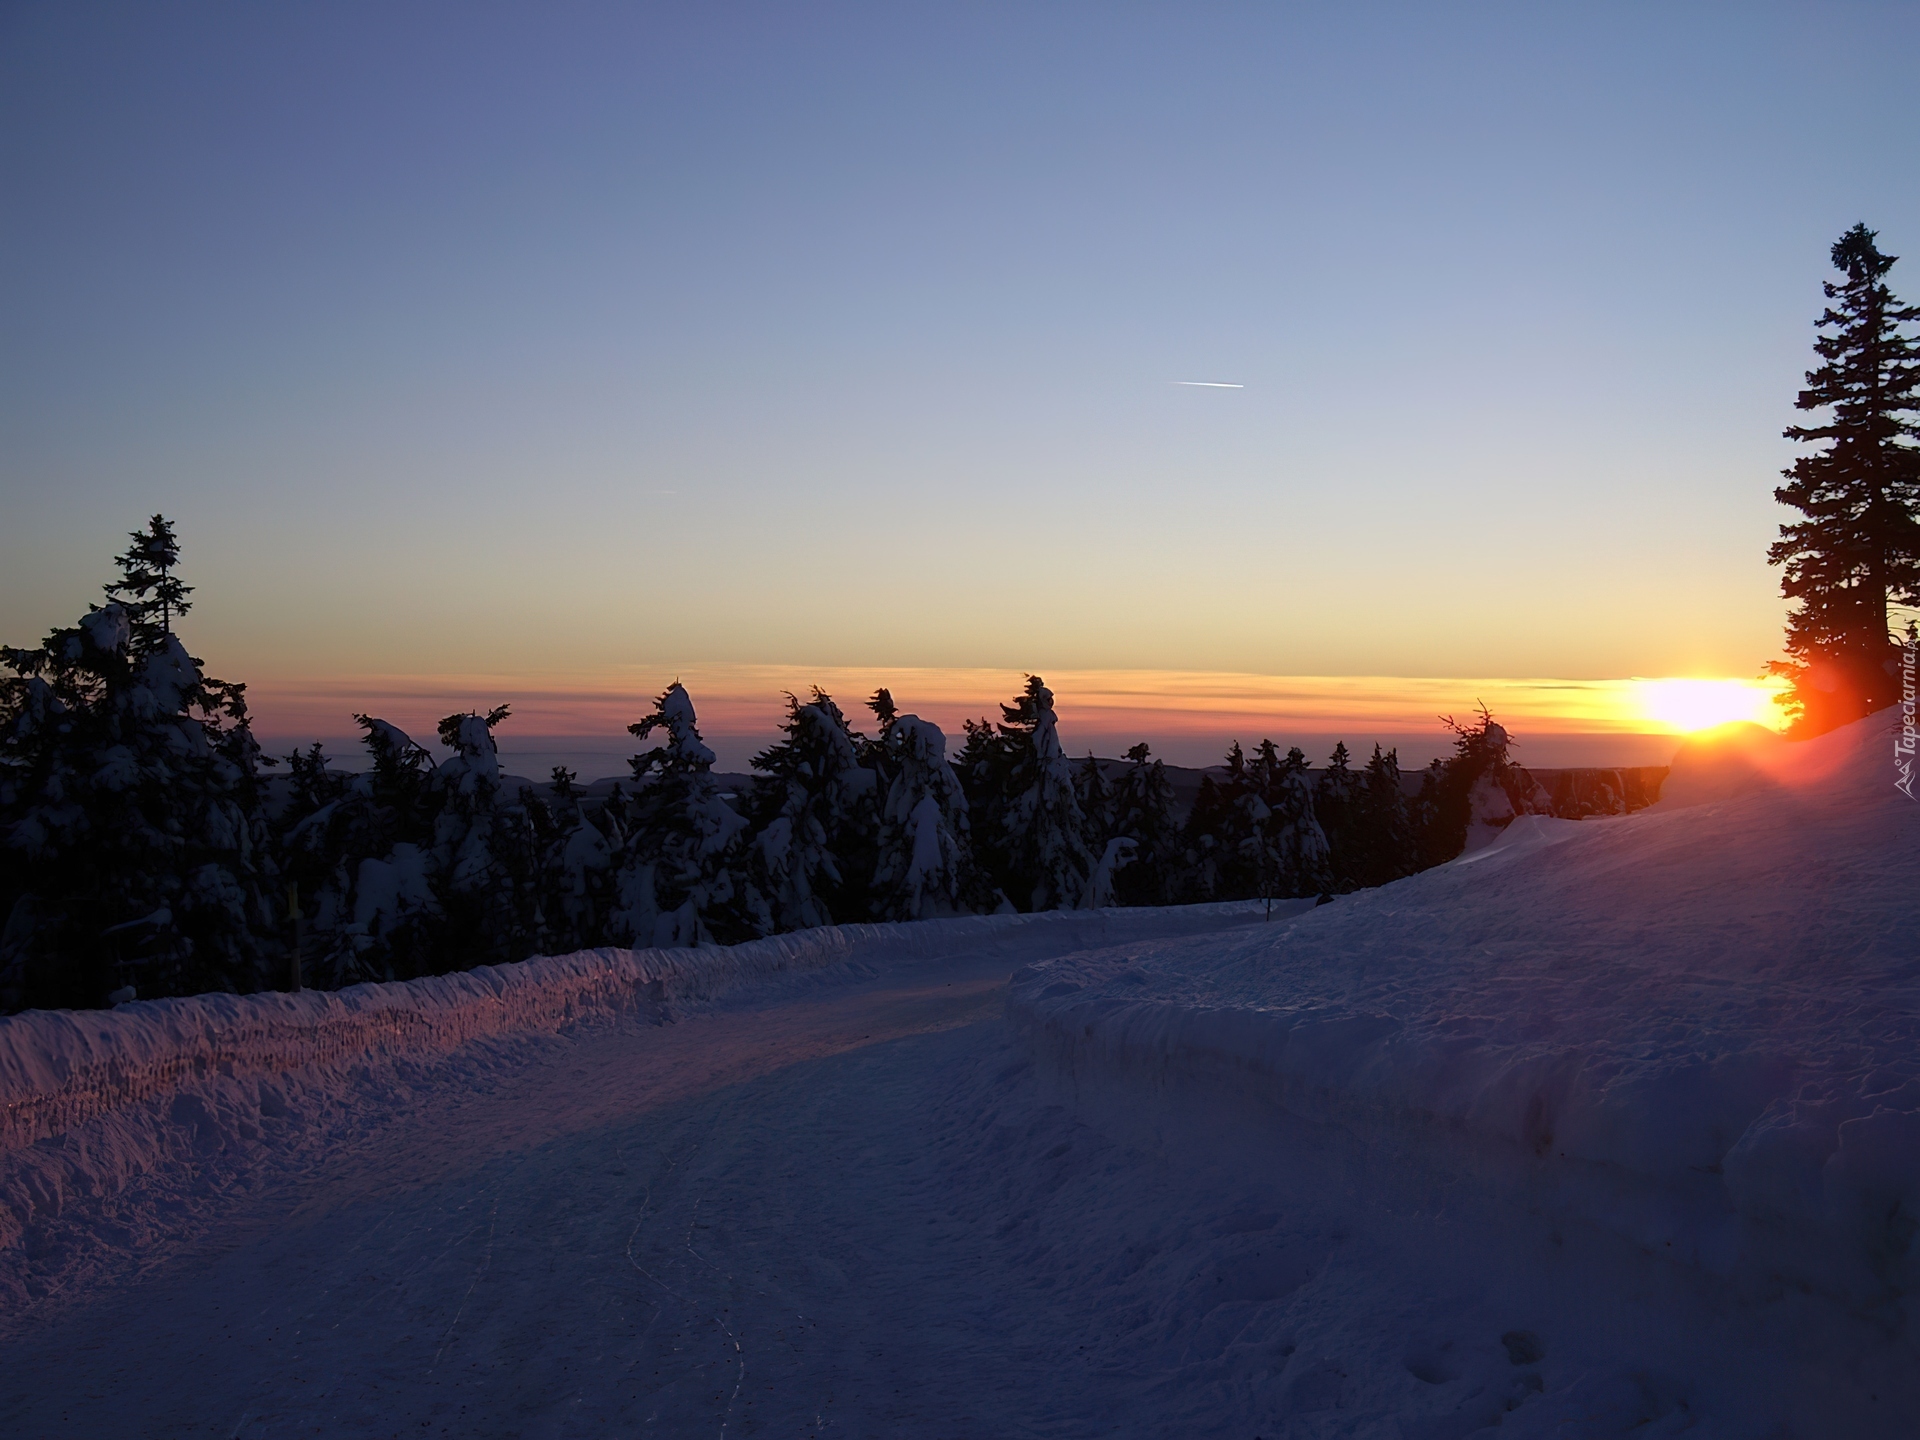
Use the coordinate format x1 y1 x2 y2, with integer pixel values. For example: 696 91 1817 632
0 711 1913 1437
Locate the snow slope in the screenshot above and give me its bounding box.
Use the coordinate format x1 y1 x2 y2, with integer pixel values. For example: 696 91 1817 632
1009 708 1920 1431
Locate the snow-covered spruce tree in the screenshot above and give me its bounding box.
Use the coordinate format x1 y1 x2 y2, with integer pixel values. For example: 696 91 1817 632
1179 766 1241 903
852 689 905 875
274 740 352 985
1415 707 1547 864
0 517 279 1009
517 772 563 955
1411 758 1446 867
105 515 196 655
1072 752 1114 842
1315 742 1362 891
1280 745 1335 895
1349 744 1417 889
528 766 615 955
1769 224 1920 734
611 683 755 947
980 677 1095 911
871 711 992 920
595 778 633 856
745 690 880 930
279 717 441 986
861 688 901 770
1108 742 1179 906
1071 752 1135 907
954 711 1018 894
429 706 541 969
1223 741 1274 901
1243 741 1332 898
1186 740 1266 900
281 707 538 983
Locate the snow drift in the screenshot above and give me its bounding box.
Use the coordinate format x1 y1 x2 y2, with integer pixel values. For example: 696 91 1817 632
1010 709 1920 1315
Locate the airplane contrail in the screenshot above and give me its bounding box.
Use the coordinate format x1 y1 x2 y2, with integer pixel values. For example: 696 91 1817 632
1172 381 1244 388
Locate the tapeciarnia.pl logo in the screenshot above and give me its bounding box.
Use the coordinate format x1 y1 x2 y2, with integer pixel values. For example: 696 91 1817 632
1898 636 1917 800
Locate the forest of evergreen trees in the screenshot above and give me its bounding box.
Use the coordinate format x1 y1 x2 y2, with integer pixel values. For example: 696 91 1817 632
0 519 1551 1013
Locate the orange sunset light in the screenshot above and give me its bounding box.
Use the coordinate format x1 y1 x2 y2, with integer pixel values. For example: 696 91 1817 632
1633 677 1786 733
241 667 1786 744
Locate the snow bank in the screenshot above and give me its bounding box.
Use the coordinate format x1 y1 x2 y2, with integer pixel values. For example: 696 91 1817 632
0 901 1280 1245
1446 811 1584 869
1010 709 1920 1312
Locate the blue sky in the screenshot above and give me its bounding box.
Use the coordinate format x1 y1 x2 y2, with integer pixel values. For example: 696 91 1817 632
3 3 1917 762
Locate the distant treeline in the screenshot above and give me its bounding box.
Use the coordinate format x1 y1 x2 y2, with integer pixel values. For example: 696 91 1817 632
3 519 1589 1012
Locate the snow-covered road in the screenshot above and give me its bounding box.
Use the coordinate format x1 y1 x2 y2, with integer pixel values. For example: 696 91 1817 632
1 955 1030 1437
0 942 1625 1440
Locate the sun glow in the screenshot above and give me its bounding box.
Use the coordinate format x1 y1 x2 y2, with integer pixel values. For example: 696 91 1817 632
1634 678 1784 733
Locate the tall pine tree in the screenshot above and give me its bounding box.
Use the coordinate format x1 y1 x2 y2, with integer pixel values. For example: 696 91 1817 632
104 517 194 650
0 519 279 1007
1769 224 1920 732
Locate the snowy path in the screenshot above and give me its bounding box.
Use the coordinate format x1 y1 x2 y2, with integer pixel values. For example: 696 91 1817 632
0 956 1034 1437
0 945 1615 1440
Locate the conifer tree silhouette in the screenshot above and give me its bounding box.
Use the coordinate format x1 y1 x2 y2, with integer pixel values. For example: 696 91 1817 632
1769 224 1920 732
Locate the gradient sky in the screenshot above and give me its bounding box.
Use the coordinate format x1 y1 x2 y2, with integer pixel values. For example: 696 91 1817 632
3 3 1918 770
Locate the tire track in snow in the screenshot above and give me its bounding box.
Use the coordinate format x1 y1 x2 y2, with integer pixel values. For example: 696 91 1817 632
622 1142 752 1435
430 1192 499 1370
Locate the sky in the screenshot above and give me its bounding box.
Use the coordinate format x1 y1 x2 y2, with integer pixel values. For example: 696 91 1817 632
3 3 1917 772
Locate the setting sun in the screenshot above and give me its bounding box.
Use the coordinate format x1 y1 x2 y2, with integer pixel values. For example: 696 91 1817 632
1634 677 1784 733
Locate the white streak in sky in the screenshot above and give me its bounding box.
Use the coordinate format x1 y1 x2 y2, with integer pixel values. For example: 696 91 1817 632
1172 381 1244 388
